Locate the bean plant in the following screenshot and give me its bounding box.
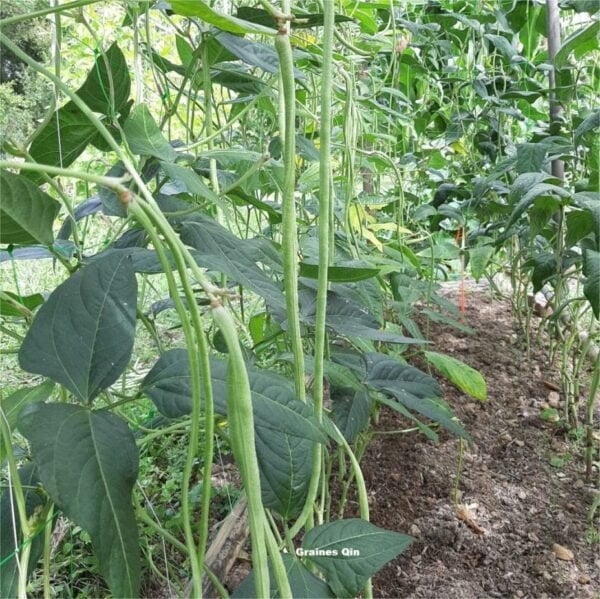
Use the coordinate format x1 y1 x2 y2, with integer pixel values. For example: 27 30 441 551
0 0 597 597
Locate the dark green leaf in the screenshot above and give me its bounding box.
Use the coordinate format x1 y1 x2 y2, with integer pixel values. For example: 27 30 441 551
302 519 414 598
0 171 61 245
300 289 426 345
160 162 220 205
215 32 305 80
529 252 557 292
299 263 380 282
565 210 594 247
364 353 469 439
123 105 177 161
331 388 371 442
19 253 138 402
19 403 140 598
180 218 285 309
75 42 131 115
516 143 548 174
28 103 98 179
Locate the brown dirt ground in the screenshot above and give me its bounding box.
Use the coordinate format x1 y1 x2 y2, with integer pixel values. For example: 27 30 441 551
349 288 600 599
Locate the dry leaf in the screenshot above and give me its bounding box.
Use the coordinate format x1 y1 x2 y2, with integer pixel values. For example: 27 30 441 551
552 543 574 561
456 504 486 535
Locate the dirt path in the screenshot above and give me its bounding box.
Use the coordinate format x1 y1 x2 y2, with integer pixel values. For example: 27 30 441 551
357 288 600 598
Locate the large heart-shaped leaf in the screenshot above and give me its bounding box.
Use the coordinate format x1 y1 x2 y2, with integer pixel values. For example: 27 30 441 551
180 219 285 309
302 519 414 598
75 42 131 115
424 351 487 401
0 171 61 244
19 252 137 402
123 105 177 161
233 553 334 598
19 403 140 598
141 349 325 516
0 464 50 599
28 103 98 179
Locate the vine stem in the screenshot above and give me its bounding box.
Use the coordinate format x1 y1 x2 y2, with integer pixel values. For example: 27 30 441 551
275 12 306 404
0 0 103 26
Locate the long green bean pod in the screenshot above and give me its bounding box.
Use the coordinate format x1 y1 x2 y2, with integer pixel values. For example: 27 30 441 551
211 304 270 598
274 15 306 404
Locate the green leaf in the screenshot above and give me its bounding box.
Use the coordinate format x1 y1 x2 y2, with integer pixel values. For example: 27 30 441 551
331 389 371 442
0 171 61 245
123 105 177 161
75 42 131 115
233 553 334 598
516 143 548 174
28 103 98 179
423 351 487 401
169 0 276 35
215 32 305 80
19 403 140 598
364 353 469 439
528 252 557 292
299 263 380 282
180 218 285 309
565 210 594 247
506 180 571 232
583 249 600 319
575 109 600 143
236 6 354 29
0 464 49 599
19 252 138 403
469 245 494 281
555 20 600 67
0 291 45 317
302 519 414 598
160 161 220 205
141 349 325 517
299 289 426 345
0 380 54 433
484 33 520 62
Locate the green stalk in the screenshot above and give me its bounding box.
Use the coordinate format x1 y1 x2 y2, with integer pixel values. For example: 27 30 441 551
275 16 306 403
0 412 31 599
263 514 293 598
0 0 102 25
211 305 270 598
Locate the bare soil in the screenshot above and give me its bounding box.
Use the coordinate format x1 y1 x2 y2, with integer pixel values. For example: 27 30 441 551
352 287 600 598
